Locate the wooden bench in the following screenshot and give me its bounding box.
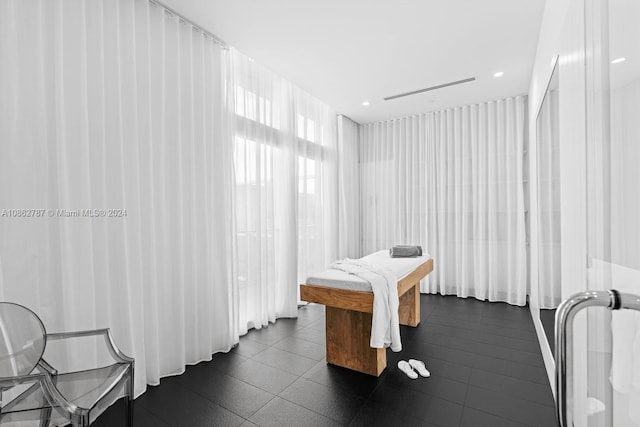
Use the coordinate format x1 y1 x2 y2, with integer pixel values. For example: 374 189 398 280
299 258 434 376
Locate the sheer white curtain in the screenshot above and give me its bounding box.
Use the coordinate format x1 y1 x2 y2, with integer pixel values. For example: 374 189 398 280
609 75 640 427
360 96 528 305
0 0 235 396
337 115 362 259
536 89 562 308
225 49 338 333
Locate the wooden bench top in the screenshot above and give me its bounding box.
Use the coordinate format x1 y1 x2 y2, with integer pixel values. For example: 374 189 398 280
300 258 433 313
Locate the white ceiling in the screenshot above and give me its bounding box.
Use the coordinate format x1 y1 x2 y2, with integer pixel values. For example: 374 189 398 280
162 0 546 124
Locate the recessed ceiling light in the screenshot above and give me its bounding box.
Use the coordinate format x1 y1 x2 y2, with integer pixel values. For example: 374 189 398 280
493 71 504 78
362 101 370 106
611 57 626 64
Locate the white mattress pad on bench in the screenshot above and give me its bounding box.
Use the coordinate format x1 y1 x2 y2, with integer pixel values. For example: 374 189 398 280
304 250 430 292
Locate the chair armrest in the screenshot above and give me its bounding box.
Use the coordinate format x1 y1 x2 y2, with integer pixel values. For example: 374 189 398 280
0 371 79 417
0 371 47 388
46 328 134 365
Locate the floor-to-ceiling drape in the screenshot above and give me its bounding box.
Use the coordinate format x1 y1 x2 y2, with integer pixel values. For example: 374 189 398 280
0 0 235 396
536 89 562 308
360 96 528 305
609 75 640 427
225 49 338 333
337 115 361 259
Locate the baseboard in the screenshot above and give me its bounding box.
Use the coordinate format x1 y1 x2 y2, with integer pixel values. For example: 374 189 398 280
530 304 556 397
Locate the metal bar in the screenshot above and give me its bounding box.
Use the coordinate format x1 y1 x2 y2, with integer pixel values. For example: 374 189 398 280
148 0 229 49
383 77 476 101
46 329 110 339
555 289 640 427
47 329 134 364
619 292 640 311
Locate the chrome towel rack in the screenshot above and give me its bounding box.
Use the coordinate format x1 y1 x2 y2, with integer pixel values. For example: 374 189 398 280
555 289 640 427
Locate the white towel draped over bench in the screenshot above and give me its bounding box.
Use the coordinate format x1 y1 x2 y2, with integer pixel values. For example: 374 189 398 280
329 259 401 351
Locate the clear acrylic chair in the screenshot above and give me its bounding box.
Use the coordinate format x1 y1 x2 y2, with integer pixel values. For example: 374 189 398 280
0 302 134 426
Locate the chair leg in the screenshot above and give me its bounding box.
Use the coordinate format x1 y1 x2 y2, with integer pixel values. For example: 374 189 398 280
125 366 135 427
124 395 134 427
71 412 89 427
39 406 52 427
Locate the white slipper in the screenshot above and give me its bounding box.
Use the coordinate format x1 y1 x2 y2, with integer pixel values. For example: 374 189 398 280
397 360 418 379
408 359 430 377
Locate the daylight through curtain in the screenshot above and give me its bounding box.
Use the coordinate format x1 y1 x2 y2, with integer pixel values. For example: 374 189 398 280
225 49 338 333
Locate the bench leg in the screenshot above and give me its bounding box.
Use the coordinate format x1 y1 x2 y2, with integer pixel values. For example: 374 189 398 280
325 306 386 376
398 282 421 327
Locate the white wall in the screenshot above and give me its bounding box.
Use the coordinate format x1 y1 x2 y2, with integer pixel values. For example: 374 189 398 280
528 0 569 388
528 0 573 341
528 1 589 425
337 115 362 259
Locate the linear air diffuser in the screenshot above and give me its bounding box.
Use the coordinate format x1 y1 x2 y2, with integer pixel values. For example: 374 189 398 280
384 77 476 101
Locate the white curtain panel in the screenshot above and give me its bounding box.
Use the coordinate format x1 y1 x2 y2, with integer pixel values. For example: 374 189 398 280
337 115 362 259
0 0 236 395
225 49 338 334
360 96 528 305
610 77 640 427
611 78 640 271
536 89 562 308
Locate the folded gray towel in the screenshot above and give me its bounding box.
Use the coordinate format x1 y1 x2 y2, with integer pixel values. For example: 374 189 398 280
389 245 423 258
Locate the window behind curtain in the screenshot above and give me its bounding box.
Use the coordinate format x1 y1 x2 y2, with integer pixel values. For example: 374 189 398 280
227 50 337 332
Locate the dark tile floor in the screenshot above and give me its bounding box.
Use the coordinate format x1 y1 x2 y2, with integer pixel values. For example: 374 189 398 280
94 294 557 427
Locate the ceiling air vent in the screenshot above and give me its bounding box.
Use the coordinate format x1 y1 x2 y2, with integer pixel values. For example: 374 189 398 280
384 77 476 101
